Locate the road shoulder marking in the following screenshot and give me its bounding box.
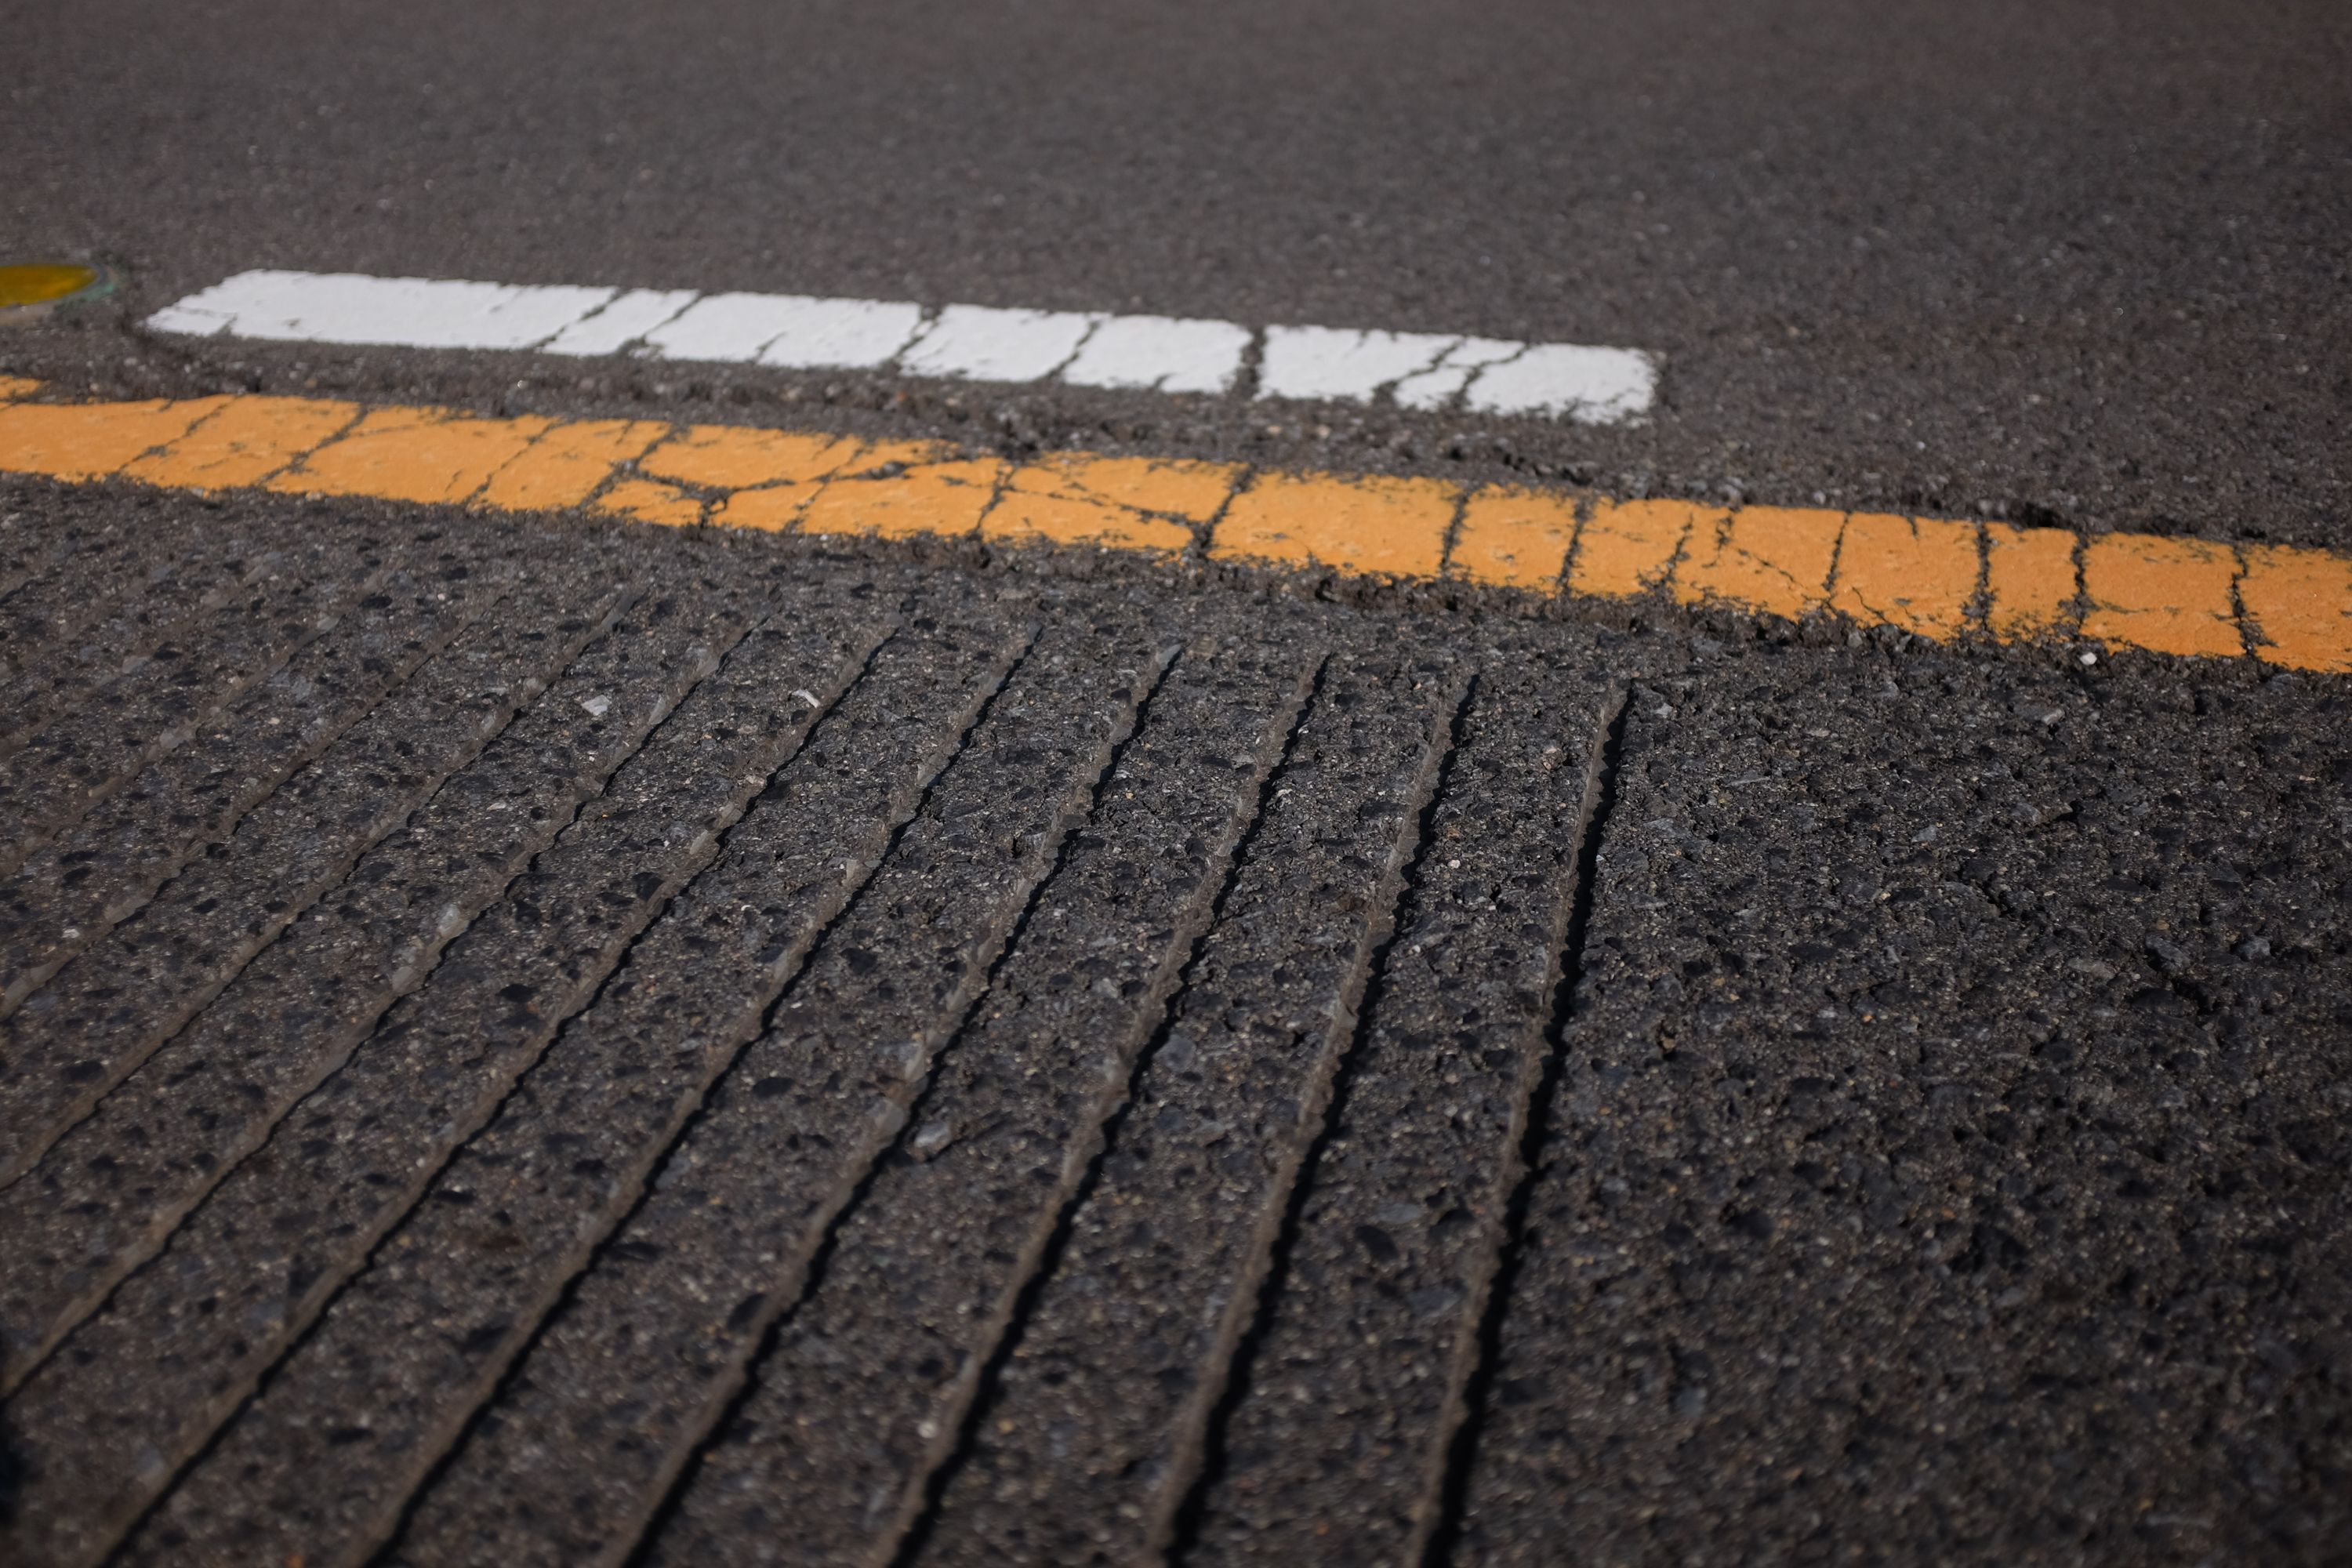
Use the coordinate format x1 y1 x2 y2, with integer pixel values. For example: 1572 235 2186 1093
2 382 2345 671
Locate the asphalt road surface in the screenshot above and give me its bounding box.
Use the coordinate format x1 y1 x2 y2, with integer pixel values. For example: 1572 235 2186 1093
1 1 2348 1564
10 0 2352 545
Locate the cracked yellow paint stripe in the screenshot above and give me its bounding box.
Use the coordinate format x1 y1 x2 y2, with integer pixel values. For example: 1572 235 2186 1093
2 381 2347 673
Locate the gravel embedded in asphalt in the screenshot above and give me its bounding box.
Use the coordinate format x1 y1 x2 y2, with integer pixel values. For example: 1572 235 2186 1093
0 477 2341 1567
1454 648 2352 1564
648 626 1318 1568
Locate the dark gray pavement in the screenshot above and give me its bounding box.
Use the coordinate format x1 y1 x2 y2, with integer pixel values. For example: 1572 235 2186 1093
5 0 2352 546
0 479 2341 1566
4 1 2351 1563
1454 645 2352 1566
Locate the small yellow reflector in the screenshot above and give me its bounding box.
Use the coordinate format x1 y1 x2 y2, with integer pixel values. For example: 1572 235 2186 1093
0 263 102 309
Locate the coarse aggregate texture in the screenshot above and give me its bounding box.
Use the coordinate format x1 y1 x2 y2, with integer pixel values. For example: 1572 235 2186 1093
103 597 1031 1568
0 554 764 1384
0 543 509 1010
1453 645 2352 1565
0 514 281 764
0 518 185 684
0 550 633 1194
0 530 391 880
6 0 2351 552
649 627 1319 1568
0 482 2343 1568
8 386 2350 673
382 612 1163 1566
1181 657 1617 1565
0 506 103 604
0 581 893 1561
907 646 1461 1563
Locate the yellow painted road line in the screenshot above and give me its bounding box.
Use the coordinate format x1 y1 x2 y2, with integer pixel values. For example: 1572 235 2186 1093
1 382 2347 673
0 265 105 312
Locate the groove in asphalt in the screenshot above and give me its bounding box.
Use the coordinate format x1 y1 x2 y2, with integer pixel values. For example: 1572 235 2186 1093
1178 661 1622 1566
908 645 1461 1563
648 624 1319 1568
379 612 1163 1567
0 524 281 768
0 559 636 1199
0 557 762 1388
98 604 1027 1568
0 482 2343 1566
0 532 395 884
0 597 888 1503
0 547 510 1011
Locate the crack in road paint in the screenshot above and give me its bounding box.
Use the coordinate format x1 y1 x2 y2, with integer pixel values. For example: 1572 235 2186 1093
145 270 1659 423
2 379 2349 671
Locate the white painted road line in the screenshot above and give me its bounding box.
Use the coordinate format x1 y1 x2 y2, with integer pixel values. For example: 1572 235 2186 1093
540 289 699 357
1465 343 1657 422
1058 314 1254 394
754 298 929 371
898 303 1103 383
147 272 618 350
1392 336 1524 410
641 292 826 364
1258 325 1459 404
147 270 1659 423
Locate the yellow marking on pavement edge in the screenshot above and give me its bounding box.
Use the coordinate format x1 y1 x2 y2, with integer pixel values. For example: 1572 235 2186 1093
2 382 2347 673
128 396 363 489
0 263 101 310
1673 505 1842 620
0 397 228 481
986 452 1239 556
1985 522 2079 642
1830 513 1979 642
2239 545 2352 675
1450 487 1579 592
2080 534 2244 660
1569 498 1707 601
267 405 557 505
1213 470 1457 579
480 419 670 511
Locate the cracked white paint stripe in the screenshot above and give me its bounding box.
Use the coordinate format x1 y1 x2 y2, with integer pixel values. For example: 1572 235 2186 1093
147 270 616 350
1059 314 1254 394
1391 336 1523 410
540 289 699 356
898 303 1103 383
1257 325 1461 404
1465 343 1658 422
753 298 928 369
147 270 1658 422
641 292 833 363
